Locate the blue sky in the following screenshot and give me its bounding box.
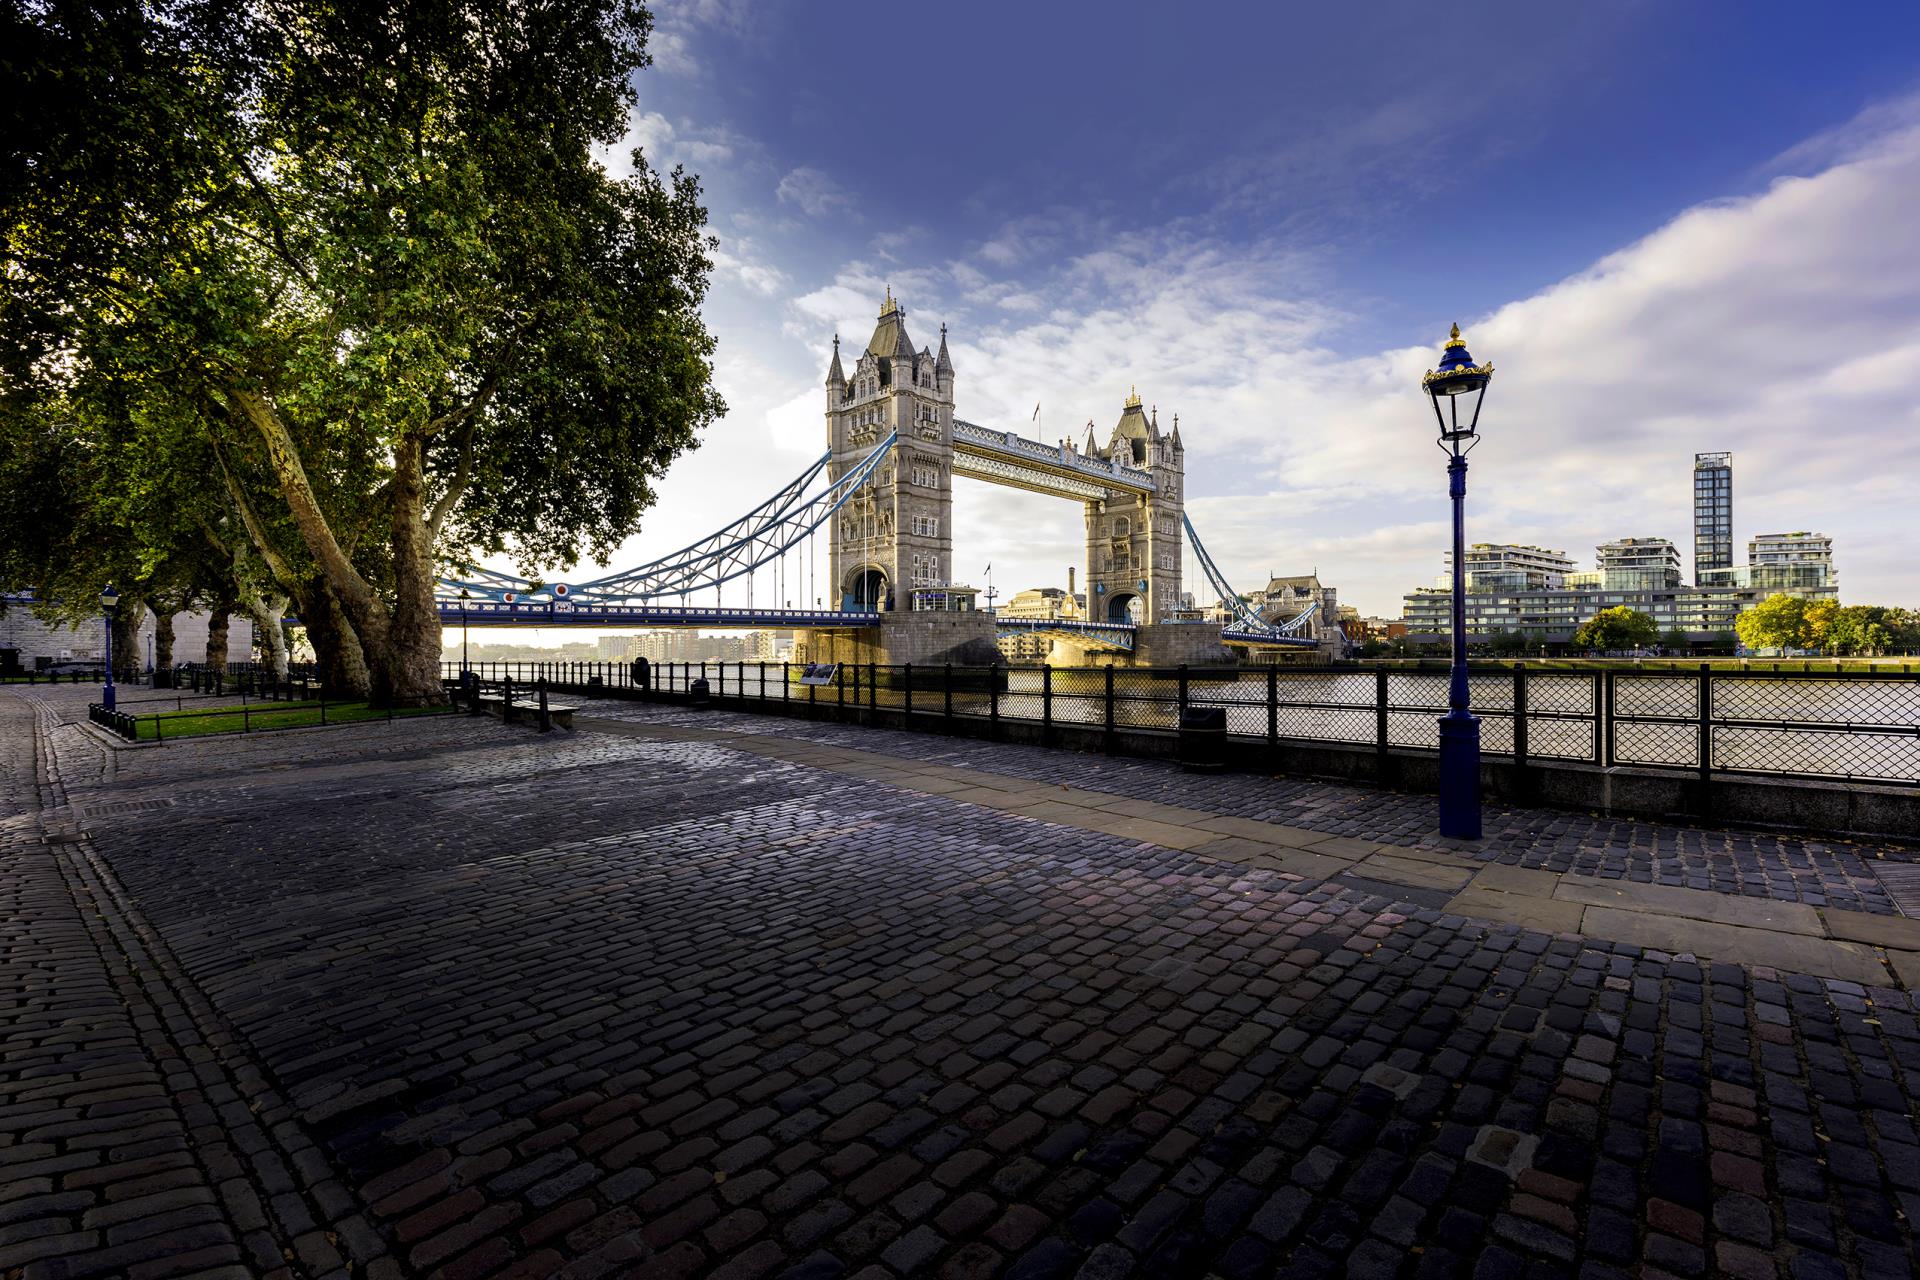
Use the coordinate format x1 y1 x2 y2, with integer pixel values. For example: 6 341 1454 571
555 0 1920 619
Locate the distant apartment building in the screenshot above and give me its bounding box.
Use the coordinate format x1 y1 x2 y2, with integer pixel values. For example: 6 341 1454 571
1693 451 1733 583
1440 544 1575 592
1403 530 1837 643
1595 537 1683 591
1400 453 1838 644
1700 532 1837 595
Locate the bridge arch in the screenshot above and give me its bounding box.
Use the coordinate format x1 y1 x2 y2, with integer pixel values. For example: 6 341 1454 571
1107 591 1142 623
843 564 890 612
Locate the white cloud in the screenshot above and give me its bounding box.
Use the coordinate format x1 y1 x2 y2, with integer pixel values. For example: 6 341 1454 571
711 237 788 296
776 167 855 219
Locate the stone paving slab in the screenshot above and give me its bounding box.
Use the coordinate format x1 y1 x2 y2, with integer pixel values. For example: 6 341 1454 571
5 684 1920 1280
1579 908 1889 986
1552 879 1827 937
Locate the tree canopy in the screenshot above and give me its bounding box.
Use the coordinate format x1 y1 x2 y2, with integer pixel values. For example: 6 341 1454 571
1736 596 1918 655
3 0 724 702
1572 606 1658 653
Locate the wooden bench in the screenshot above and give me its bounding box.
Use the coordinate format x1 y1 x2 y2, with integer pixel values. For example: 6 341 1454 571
471 689 576 730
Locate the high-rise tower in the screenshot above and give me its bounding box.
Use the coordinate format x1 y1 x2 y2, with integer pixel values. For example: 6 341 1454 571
1692 452 1733 584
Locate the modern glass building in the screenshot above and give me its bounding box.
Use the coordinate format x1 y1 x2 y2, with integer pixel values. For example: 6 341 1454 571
1699 532 1837 595
1401 530 1838 644
1693 452 1733 584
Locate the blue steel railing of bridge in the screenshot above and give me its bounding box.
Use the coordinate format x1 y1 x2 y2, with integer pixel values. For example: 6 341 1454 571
440 601 883 628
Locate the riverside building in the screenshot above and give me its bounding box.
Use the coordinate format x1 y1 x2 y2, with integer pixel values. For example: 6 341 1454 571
1693 451 1734 583
1401 533 1838 645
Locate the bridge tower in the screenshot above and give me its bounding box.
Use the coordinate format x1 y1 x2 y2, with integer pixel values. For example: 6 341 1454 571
825 290 955 612
1080 392 1184 623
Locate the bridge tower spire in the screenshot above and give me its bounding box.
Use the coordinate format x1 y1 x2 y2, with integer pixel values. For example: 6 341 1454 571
824 291 955 612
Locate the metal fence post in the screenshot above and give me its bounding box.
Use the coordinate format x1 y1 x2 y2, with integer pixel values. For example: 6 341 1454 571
1375 668 1389 777
760 661 768 706
944 664 953 725
1602 670 1616 767
1696 662 1712 819
1105 666 1116 753
1267 665 1278 748
989 663 1000 739
868 662 877 715
837 662 846 711
538 677 551 733
784 663 792 703
904 664 913 722
1513 662 1530 801
1042 665 1052 745
1178 665 1189 720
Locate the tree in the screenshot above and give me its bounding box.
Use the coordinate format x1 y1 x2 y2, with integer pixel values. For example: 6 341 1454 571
1802 599 1838 652
7 0 724 704
1735 594 1809 653
1573 607 1658 653
1660 627 1690 653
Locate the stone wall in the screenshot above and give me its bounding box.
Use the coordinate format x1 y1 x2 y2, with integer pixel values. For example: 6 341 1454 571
0 602 255 668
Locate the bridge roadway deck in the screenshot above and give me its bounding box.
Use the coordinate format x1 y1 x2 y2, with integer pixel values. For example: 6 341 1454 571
6 682 1918 1279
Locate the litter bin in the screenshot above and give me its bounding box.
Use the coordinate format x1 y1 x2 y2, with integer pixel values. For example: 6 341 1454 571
587 674 604 695
1178 705 1227 773
689 676 711 708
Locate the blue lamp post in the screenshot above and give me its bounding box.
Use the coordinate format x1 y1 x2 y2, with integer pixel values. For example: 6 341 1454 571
1423 324 1494 840
99 583 119 711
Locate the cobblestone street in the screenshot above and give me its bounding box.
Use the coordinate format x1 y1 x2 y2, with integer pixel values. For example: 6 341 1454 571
4 684 1918 1279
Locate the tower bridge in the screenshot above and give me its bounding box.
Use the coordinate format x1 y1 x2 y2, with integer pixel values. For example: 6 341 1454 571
436 291 1328 663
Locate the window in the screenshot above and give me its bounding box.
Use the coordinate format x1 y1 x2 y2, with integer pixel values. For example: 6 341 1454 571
911 464 941 488
911 515 939 537
1113 517 1130 537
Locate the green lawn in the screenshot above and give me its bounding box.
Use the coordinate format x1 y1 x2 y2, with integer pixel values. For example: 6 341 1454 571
134 701 450 741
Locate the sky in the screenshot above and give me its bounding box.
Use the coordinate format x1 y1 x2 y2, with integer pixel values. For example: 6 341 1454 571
522 0 1920 623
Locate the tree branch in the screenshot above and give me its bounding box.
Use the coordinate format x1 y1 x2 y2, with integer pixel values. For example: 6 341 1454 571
208 431 299 588
425 421 477 544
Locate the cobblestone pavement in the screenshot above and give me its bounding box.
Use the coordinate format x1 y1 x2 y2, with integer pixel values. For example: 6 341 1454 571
574 700 1916 917
2 684 1917 1280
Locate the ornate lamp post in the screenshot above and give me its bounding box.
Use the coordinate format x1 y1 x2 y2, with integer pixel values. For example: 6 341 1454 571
99 583 119 711
1423 324 1494 839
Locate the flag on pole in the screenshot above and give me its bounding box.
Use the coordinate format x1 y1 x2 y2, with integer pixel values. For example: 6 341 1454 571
1031 403 1040 421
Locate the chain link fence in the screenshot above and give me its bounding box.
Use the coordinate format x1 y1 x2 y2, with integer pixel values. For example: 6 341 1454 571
437 660 1920 787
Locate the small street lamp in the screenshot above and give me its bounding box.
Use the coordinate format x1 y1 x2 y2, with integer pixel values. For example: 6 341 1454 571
1423 323 1494 840
99 583 119 711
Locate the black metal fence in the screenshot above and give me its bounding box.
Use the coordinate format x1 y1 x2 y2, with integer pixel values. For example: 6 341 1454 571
440 660 1920 789
89 694 453 742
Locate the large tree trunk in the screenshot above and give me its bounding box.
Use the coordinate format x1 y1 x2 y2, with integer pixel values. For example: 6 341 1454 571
383 436 447 705
241 591 290 678
298 578 371 699
237 391 441 706
113 599 146 682
153 609 175 669
204 602 232 672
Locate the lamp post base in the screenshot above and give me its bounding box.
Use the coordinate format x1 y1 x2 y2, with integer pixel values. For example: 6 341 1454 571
1437 712 1482 840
